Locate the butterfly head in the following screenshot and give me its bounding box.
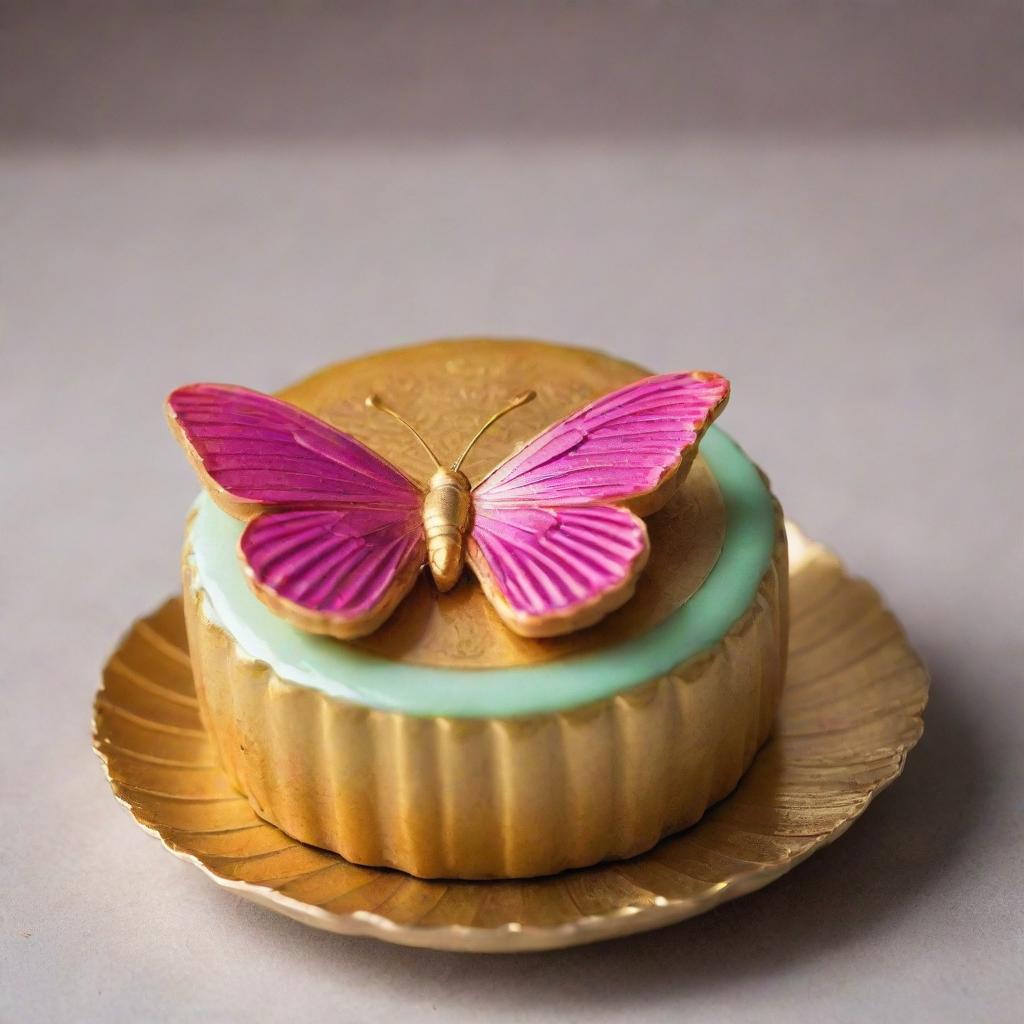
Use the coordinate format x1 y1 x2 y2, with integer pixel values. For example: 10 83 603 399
367 389 538 592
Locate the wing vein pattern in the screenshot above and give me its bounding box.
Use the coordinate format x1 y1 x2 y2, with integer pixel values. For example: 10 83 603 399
168 384 425 635
468 372 728 632
473 373 728 507
168 384 421 508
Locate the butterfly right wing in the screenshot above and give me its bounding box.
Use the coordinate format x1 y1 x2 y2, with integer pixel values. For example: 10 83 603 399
468 372 729 637
468 503 649 637
168 383 426 639
473 371 729 517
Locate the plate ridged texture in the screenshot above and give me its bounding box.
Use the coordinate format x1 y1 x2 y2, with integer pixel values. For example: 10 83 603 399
93 524 927 952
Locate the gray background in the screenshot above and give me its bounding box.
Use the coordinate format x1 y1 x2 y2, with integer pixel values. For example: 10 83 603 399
1 3 1021 1022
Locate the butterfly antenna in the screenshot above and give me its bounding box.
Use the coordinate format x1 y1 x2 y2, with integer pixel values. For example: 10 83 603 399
365 394 443 469
451 390 536 472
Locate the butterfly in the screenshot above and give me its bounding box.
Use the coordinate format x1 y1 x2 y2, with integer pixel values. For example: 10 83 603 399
166 371 729 640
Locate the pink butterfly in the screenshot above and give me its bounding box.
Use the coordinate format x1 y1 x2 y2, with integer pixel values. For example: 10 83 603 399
166 372 729 639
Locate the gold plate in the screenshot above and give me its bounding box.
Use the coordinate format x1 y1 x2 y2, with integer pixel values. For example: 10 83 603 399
93 523 927 952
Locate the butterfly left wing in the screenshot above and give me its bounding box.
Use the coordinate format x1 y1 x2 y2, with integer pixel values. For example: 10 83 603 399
168 383 426 639
239 507 426 638
167 383 421 518
468 372 728 637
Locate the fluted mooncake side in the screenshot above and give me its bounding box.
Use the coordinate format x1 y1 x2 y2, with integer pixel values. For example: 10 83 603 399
181 505 787 880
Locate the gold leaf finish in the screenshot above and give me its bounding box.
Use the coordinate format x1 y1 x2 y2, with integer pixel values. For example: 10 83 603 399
181 502 785 879
93 523 928 951
275 339 727 667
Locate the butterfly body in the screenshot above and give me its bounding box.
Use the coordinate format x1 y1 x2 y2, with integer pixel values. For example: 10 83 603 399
167 370 730 640
422 467 472 591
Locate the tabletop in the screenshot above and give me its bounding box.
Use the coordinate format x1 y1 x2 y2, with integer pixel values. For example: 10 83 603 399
1 4 1021 1022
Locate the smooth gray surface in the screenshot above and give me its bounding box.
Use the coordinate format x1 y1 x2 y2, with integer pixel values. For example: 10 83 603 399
2 5 1022 1023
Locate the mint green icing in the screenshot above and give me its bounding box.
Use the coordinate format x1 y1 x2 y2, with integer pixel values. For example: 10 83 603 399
189 427 776 719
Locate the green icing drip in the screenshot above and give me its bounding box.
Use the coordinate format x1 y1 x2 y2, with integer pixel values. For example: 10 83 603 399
189 427 776 718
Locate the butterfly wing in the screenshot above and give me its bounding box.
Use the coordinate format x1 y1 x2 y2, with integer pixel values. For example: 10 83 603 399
469 504 649 637
472 372 729 516
468 372 728 637
239 507 425 638
168 383 425 639
167 383 421 518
